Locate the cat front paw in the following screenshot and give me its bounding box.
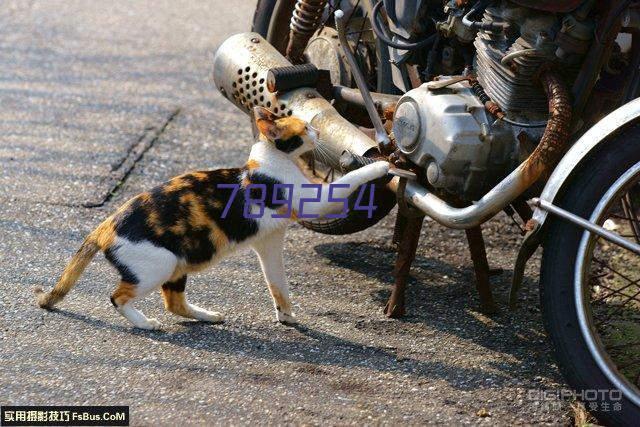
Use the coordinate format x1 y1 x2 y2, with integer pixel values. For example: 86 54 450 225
137 318 162 330
276 311 297 325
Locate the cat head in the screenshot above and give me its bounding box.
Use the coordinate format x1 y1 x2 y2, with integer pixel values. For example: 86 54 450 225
253 106 318 156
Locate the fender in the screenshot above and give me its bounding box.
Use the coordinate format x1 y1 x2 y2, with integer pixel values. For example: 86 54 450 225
532 97 640 227
510 98 640 308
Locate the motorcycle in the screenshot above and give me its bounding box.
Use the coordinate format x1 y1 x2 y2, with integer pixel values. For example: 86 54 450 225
213 0 640 424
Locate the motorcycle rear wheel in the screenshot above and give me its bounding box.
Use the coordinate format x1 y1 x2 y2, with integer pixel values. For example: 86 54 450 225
252 0 397 235
540 124 640 426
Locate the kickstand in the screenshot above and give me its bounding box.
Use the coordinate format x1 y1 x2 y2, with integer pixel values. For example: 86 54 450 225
465 226 498 313
384 212 424 318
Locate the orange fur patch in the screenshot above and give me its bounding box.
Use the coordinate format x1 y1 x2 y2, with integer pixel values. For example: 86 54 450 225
112 282 136 306
179 193 211 228
267 283 291 313
165 177 191 193
161 287 190 316
93 219 116 250
276 206 298 220
210 223 229 250
246 159 260 170
191 172 209 181
169 220 187 235
276 117 306 140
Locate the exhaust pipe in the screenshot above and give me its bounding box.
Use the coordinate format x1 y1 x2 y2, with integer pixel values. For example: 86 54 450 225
212 33 572 230
213 33 378 169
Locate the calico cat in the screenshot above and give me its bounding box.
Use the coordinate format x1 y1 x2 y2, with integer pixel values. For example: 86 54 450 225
34 106 390 329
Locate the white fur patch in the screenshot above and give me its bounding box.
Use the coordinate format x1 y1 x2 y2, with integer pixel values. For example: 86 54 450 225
112 237 178 292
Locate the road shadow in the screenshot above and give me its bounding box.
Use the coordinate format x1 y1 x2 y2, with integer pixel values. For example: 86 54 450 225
312 242 558 382
51 307 518 391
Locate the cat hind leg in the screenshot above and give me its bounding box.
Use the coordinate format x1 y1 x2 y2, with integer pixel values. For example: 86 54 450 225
110 281 162 330
107 239 178 330
161 276 224 323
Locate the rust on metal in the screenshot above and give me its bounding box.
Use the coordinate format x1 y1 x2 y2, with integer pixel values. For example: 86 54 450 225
524 219 539 232
384 213 424 318
517 69 572 189
465 226 497 314
485 100 504 118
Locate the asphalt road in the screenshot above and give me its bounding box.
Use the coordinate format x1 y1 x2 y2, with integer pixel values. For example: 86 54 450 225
0 1 571 425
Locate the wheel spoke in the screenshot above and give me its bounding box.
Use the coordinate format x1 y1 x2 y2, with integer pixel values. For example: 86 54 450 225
353 12 369 54
607 341 640 350
592 281 640 304
595 287 640 327
609 213 640 222
622 192 640 244
592 257 640 303
345 0 361 26
617 357 640 371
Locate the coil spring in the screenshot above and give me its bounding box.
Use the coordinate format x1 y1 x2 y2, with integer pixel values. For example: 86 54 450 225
471 81 491 105
290 0 328 36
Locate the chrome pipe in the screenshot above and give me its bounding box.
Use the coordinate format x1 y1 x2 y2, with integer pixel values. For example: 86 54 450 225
332 85 400 116
530 198 640 255
387 165 531 229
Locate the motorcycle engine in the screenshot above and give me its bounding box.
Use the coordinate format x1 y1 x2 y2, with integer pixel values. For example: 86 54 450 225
392 0 590 201
392 79 516 201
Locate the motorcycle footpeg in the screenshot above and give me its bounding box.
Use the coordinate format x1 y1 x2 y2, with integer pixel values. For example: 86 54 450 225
339 149 376 173
339 150 415 184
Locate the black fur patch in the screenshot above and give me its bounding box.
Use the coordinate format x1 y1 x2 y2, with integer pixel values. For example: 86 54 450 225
104 246 139 284
162 276 186 293
246 172 288 210
111 169 260 267
209 172 259 243
275 135 303 153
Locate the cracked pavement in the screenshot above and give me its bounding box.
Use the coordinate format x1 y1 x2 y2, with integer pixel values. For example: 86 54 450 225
0 1 571 425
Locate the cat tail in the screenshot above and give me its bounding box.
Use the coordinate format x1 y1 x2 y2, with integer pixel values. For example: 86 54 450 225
34 220 113 308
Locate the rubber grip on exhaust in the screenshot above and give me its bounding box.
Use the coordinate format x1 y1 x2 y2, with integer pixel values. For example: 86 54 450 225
267 63 329 93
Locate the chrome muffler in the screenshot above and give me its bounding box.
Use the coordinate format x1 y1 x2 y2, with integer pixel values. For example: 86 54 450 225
213 33 378 169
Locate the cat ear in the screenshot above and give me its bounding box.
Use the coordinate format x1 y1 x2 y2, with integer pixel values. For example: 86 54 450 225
253 106 276 121
253 106 281 140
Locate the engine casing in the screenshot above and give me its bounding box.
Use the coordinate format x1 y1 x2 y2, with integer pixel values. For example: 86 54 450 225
392 79 518 201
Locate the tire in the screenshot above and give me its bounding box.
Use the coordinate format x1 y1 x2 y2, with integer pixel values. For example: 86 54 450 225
251 0 397 235
540 124 640 426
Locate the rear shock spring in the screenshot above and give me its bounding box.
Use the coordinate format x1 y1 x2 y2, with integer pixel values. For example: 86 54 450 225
287 0 328 63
